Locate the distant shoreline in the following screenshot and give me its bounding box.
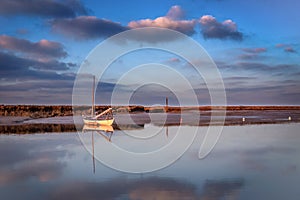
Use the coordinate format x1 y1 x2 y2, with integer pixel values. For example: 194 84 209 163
0 105 300 134
1 105 300 118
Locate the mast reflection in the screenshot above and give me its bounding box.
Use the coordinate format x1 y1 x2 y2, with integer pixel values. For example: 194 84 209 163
82 124 114 173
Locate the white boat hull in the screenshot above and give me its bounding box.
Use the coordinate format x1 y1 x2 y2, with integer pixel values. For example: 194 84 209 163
83 124 114 132
83 118 114 126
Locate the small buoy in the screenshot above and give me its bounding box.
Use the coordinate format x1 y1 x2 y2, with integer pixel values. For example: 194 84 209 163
242 117 245 122
288 116 291 121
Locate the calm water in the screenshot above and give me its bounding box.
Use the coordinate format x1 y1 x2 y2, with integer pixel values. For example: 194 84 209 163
0 123 299 200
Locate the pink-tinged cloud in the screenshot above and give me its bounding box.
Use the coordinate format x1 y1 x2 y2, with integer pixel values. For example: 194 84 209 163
0 35 67 59
275 43 297 53
275 43 286 48
168 57 181 63
51 16 128 40
166 5 185 20
242 48 267 53
128 6 196 35
284 47 297 53
239 47 267 60
0 35 75 74
128 18 196 35
199 15 243 40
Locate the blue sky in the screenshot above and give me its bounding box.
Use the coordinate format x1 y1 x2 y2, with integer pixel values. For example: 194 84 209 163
0 0 299 105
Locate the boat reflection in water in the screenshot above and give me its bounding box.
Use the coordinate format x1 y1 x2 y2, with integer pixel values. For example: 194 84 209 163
82 124 114 141
82 124 114 173
82 124 173 173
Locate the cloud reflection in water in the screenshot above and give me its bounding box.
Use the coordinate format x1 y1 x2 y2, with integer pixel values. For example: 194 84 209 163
51 177 244 200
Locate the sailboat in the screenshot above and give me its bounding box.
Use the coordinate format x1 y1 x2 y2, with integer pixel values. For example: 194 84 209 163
83 75 114 126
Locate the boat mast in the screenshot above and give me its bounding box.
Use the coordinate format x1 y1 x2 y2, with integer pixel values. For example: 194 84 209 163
92 75 95 117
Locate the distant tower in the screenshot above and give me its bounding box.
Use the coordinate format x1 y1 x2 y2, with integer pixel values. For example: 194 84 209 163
165 97 169 113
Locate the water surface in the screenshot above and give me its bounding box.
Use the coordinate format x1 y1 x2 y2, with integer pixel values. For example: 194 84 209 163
0 123 299 199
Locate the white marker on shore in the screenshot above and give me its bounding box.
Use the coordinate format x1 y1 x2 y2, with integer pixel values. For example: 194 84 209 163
242 117 245 122
288 116 291 121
